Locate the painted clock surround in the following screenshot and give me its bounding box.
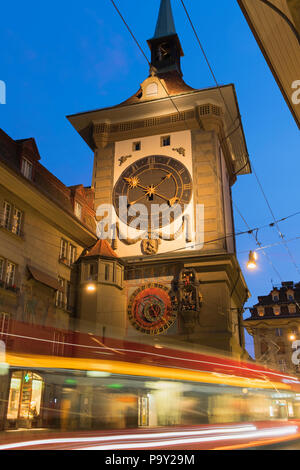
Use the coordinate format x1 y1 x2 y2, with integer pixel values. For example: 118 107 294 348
113 130 195 258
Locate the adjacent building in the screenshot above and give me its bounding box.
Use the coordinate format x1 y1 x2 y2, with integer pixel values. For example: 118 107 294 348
244 281 300 374
238 0 300 129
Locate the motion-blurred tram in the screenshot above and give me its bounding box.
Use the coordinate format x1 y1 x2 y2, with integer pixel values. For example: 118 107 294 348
1 319 300 449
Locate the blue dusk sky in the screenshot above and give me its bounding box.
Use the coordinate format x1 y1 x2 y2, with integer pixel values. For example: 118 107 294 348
0 0 299 355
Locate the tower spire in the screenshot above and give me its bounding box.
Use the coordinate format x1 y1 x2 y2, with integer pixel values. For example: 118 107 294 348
154 0 176 39
148 0 184 76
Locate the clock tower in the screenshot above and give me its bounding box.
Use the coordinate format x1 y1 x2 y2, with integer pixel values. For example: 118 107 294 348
68 0 251 357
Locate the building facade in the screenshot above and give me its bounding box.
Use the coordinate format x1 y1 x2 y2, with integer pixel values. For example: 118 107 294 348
0 128 98 429
244 281 300 375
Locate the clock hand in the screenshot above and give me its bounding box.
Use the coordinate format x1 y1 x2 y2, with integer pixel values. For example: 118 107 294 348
128 193 149 206
154 191 179 206
152 173 172 190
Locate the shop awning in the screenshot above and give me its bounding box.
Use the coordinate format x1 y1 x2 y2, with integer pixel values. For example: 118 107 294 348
27 265 60 291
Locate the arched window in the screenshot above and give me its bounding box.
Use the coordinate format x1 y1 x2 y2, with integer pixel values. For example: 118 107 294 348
146 83 158 96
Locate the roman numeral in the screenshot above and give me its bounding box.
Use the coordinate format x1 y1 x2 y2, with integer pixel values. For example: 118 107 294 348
183 183 192 190
148 157 156 168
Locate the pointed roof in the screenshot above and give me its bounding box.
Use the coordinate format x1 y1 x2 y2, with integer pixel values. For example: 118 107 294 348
84 239 118 259
153 0 176 38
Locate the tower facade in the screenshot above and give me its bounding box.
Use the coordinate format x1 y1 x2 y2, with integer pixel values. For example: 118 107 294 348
69 0 251 356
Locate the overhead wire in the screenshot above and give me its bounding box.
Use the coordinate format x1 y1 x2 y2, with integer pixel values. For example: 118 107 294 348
179 0 300 281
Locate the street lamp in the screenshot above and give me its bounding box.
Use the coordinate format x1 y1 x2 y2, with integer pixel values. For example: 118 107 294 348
86 284 96 292
247 251 258 270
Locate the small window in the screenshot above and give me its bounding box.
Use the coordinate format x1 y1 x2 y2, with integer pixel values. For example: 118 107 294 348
69 245 77 265
66 281 71 311
21 158 33 180
88 263 98 281
5 262 16 287
3 202 12 230
275 328 283 337
56 277 66 309
289 304 297 314
273 305 281 316
272 290 279 302
60 239 68 261
161 135 170 147
0 258 4 281
133 141 141 152
12 208 23 236
74 202 82 219
105 265 110 281
257 307 264 317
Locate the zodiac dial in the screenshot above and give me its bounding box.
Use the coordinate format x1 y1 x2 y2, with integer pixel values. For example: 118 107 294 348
128 284 177 335
113 155 193 229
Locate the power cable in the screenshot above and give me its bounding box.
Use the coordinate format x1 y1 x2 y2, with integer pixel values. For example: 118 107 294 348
179 0 300 280
252 164 300 277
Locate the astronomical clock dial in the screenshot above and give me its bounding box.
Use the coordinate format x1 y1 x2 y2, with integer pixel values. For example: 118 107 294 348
113 155 193 230
128 284 177 335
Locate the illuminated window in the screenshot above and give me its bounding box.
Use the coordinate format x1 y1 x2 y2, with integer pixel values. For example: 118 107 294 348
12 208 23 236
21 158 33 180
5 262 16 287
257 307 265 317
273 305 281 316
7 371 43 422
289 304 297 314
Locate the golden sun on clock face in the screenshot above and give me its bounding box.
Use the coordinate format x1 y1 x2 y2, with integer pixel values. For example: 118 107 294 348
113 155 193 229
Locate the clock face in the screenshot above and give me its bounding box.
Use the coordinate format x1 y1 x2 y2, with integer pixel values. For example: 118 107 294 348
113 155 193 229
128 283 177 335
